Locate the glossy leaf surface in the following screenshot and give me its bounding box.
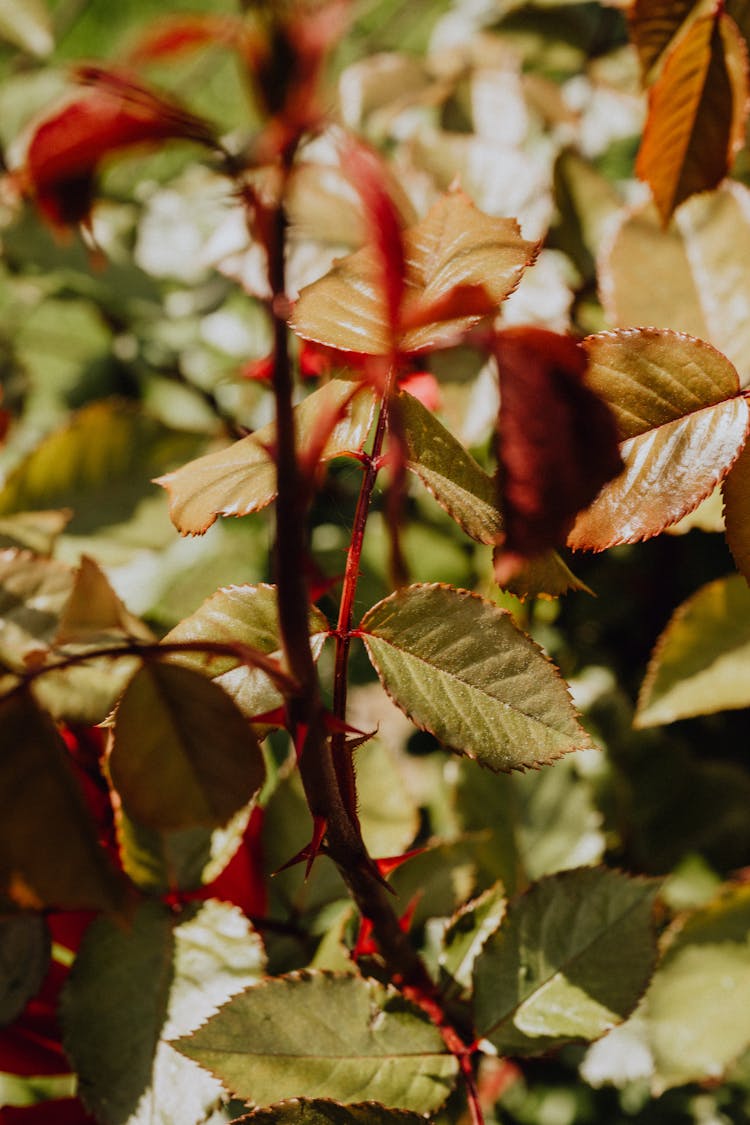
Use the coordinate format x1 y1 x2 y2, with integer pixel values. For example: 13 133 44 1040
636 574 750 726
397 390 503 545
361 584 591 771
175 971 458 1111
157 379 375 535
110 661 265 830
291 190 536 355
636 13 748 225
474 867 658 1054
568 329 749 550
0 689 121 911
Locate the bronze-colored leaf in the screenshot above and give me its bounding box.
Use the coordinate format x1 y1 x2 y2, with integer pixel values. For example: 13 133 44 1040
291 190 536 355
628 0 706 82
723 437 750 584
569 329 749 550
636 12 749 225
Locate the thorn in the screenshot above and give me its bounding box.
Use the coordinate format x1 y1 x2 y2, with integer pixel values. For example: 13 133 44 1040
272 815 328 880
374 846 427 878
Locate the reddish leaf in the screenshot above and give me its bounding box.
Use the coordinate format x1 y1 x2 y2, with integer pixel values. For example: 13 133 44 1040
125 14 244 63
636 12 749 225
344 141 405 343
628 0 703 81
494 327 623 580
24 71 217 228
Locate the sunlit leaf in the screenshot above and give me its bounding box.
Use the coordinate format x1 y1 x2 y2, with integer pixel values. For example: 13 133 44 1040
361 584 591 771
601 185 750 387
723 439 750 582
568 329 749 550
355 739 419 859
236 1100 431 1124
645 884 750 1091
56 555 153 645
0 549 73 668
501 549 592 600
0 913 50 1027
439 884 507 999
25 72 217 227
162 583 328 724
62 901 175 1125
116 802 252 895
174 971 458 1112
628 0 706 81
636 13 748 225
291 190 536 355
0 400 205 534
474 867 659 1054
494 327 623 576
0 689 122 911
0 509 71 554
156 379 375 536
397 389 503 545
636 574 750 726
110 661 265 831
62 899 265 1125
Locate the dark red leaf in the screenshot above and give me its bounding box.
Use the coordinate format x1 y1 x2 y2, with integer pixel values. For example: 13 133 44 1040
0 1099 97 1124
494 327 623 582
343 140 406 342
24 71 217 228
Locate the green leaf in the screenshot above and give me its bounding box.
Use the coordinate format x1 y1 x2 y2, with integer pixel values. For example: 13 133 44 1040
0 401 205 535
502 549 593 600
157 379 375 536
62 899 265 1125
291 190 536 355
0 689 122 911
110 661 265 831
645 884 750 1091
397 390 503 545
0 0 53 56
568 329 749 550
439 884 507 999
137 900 266 1125
162 583 328 724
0 913 50 1027
55 555 153 645
62 902 175 1125
117 802 253 895
355 739 419 859
174 971 458 1112
360 584 591 771
0 549 73 668
636 574 750 726
236 1100 431 1124
473 867 659 1055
